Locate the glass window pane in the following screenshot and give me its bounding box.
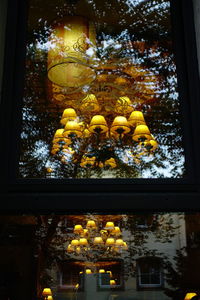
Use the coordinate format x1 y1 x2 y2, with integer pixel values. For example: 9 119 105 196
1 213 200 299
19 0 186 179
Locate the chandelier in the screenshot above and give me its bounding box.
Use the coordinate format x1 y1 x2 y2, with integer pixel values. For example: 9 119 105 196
66 220 128 256
45 16 159 174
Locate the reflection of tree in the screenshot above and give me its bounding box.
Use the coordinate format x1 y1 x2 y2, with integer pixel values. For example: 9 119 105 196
34 213 181 295
19 0 185 178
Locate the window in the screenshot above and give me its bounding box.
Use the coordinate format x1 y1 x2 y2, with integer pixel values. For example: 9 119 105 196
59 261 84 290
137 257 163 289
18 0 186 180
97 260 123 290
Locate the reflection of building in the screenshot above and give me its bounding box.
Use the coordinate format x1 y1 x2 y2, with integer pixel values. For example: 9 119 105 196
44 214 186 300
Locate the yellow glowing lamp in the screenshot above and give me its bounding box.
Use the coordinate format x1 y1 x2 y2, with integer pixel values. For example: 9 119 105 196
79 238 88 246
63 121 83 137
132 124 151 142
47 296 53 300
80 94 100 113
42 288 52 296
93 236 104 244
79 271 83 274
74 224 83 234
47 16 96 88
99 269 105 273
46 167 54 173
66 244 74 253
110 116 130 135
105 238 115 246
85 269 92 274
115 96 133 114
53 129 65 142
123 242 128 250
104 158 117 169
112 226 121 235
115 239 124 246
82 229 89 236
105 222 115 230
89 115 108 134
83 129 91 138
76 246 81 254
75 283 79 289
60 108 77 125
71 239 79 246
128 111 146 126
80 156 96 168
184 293 197 300
107 271 112 277
110 280 116 286
86 220 97 229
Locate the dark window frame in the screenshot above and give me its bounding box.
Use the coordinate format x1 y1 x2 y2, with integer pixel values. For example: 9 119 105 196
136 257 164 290
0 0 200 211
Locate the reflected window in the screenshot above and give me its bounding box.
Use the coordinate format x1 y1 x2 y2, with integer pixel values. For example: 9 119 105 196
137 257 163 289
97 260 123 290
59 261 84 290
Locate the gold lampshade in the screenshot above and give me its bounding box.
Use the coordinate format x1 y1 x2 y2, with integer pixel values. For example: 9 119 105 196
85 269 92 274
80 94 100 113
82 229 89 236
71 239 79 246
47 296 53 300
184 293 197 300
86 220 97 229
110 280 116 286
123 241 128 250
63 121 83 137
67 244 74 253
112 226 121 235
89 115 108 134
79 238 88 246
115 96 133 114
107 271 112 277
60 108 77 125
128 111 145 126
93 236 104 244
105 222 115 230
76 246 81 254
42 288 52 296
83 129 91 138
53 128 64 141
74 224 83 234
132 124 151 142
115 239 124 246
47 16 96 87
99 269 105 273
80 156 96 168
105 238 115 246
46 167 54 173
110 116 130 135
104 158 117 169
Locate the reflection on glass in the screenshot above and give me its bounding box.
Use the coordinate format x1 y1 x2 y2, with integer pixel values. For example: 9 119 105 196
19 0 185 178
1 213 200 300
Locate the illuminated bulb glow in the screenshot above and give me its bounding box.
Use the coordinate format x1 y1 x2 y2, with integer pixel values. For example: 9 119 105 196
93 236 104 244
42 288 52 296
184 293 197 300
85 269 92 274
86 220 97 228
